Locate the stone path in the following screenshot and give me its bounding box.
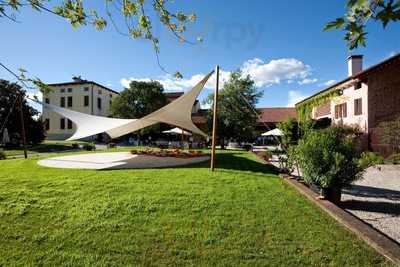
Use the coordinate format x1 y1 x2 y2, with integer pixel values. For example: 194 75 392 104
342 165 400 243
37 152 209 170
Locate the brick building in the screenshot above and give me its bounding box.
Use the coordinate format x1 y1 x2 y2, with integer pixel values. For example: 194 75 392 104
296 53 400 156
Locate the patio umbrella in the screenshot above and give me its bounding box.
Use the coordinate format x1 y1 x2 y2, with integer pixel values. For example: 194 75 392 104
2 128 10 144
261 128 283 136
162 127 192 136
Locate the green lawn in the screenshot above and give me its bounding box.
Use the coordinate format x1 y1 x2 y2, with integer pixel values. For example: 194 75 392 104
0 151 392 266
1 140 89 157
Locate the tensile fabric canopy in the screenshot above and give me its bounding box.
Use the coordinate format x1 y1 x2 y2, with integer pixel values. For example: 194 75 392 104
32 71 214 141
162 127 192 136
261 128 283 136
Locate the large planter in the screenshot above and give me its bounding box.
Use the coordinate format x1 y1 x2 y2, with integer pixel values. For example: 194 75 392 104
321 187 342 204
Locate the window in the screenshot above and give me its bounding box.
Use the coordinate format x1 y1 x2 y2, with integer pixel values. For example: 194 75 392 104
355 82 362 90
98 89 102 95
67 119 73 129
60 97 65 107
97 97 102 109
60 88 65 93
84 87 89 91
110 94 112 98
84 95 89 106
45 98 50 104
354 98 362 115
67 96 73 107
67 88 73 93
44 119 50 130
60 118 65 130
109 100 112 106
334 103 347 119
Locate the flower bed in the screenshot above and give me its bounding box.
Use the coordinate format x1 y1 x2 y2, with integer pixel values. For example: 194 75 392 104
131 149 204 158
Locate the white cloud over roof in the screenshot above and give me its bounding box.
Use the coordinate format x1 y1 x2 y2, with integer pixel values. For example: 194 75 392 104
121 57 315 91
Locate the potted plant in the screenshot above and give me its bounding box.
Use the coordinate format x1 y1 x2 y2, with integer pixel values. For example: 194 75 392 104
296 126 375 204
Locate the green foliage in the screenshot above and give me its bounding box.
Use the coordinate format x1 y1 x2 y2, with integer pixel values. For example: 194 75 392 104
296 126 366 189
358 151 384 168
0 149 5 160
295 89 339 121
0 80 45 145
277 118 299 148
258 150 271 160
110 80 167 135
325 0 400 50
205 70 262 146
82 143 96 151
388 153 400 164
378 116 400 153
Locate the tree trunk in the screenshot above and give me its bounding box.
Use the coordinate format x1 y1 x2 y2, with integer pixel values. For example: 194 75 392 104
220 136 225 150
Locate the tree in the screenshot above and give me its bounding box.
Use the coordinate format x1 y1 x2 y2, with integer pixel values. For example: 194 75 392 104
109 80 167 136
0 0 201 79
325 0 400 50
205 71 262 149
0 80 45 145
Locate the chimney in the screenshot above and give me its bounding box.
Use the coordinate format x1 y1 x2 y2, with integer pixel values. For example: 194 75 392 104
72 75 83 82
347 55 363 77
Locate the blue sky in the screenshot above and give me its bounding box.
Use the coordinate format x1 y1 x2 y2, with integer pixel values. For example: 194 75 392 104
1 0 399 110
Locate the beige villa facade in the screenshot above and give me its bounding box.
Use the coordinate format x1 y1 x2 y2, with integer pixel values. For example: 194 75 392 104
42 77 119 140
297 54 400 156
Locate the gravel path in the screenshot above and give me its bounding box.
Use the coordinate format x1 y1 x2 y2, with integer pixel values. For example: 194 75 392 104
341 165 400 243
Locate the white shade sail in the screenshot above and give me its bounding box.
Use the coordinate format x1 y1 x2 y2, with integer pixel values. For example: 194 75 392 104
33 71 214 141
162 127 192 136
261 128 283 136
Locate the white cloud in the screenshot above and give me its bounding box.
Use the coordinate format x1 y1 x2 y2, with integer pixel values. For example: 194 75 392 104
121 57 313 91
287 90 308 107
121 71 230 92
298 78 318 85
319 79 336 87
241 58 311 87
388 51 398 58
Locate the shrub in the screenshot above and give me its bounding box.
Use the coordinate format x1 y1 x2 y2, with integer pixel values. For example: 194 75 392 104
296 126 366 190
83 143 96 151
107 142 116 149
0 149 5 160
71 143 80 149
258 150 271 161
358 152 384 168
242 144 252 151
387 153 400 165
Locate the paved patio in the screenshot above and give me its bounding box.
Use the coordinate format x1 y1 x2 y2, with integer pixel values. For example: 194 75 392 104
37 152 209 170
341 165 400 243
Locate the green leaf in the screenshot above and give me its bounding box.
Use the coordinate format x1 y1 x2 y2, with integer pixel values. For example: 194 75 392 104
323 18 345 31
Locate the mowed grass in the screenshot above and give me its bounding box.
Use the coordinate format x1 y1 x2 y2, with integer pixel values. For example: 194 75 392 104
0 151 392 266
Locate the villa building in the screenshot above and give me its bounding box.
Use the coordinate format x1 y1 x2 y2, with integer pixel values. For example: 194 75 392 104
43 77 119 140
297 53 400 156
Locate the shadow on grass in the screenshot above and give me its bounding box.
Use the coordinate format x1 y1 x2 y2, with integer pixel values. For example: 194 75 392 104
179 152 279 175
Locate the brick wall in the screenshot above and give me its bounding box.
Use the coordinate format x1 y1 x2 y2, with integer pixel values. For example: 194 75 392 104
314 101 330 118
367 59 400 156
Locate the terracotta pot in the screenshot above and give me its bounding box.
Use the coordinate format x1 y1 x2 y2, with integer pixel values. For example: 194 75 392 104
321 187 342 204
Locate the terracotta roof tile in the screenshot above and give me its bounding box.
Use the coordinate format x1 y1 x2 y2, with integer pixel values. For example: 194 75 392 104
257 108 297 123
